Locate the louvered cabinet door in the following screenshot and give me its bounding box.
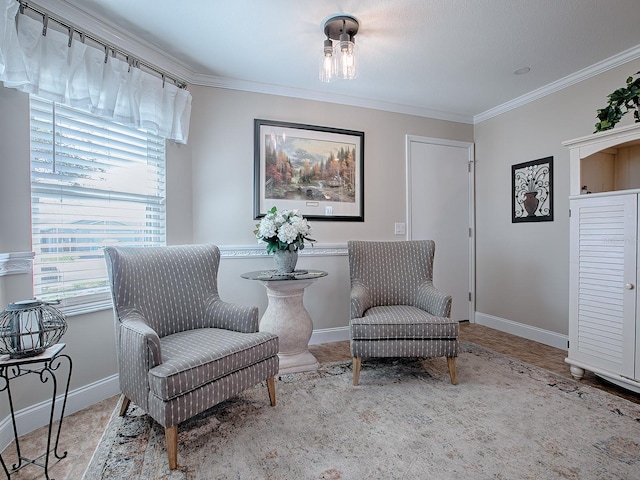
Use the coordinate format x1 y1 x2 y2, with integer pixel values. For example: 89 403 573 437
568 193 637 380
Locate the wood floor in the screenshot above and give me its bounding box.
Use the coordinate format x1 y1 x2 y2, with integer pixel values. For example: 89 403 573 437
2 323 638 479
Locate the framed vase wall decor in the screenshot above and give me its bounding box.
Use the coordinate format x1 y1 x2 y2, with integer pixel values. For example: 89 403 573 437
512 156 553 223
254 119 364 221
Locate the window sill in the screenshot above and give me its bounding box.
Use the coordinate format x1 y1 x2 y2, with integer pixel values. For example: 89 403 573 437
0 252 34 276
59 298 113 317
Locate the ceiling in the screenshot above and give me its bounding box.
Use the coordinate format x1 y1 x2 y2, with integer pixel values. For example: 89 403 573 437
54 0 640 123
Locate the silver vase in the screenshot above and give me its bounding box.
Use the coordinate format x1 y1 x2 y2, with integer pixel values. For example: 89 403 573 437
273 249 298 273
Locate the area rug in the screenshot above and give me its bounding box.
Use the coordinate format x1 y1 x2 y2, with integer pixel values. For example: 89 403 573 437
82 342 640 480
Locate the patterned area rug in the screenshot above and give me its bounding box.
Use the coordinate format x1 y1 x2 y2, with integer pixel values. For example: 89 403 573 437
83 342 640 479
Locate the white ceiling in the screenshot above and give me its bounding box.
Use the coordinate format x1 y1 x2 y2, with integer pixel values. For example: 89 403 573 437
52 0 640 123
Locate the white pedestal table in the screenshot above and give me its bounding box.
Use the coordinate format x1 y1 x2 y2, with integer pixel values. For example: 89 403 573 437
241 269 328 374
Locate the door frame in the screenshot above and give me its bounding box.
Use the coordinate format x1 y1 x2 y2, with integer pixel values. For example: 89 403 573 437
405 135 476 323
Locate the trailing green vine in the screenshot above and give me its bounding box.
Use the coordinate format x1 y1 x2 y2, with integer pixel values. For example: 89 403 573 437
594 71 640 133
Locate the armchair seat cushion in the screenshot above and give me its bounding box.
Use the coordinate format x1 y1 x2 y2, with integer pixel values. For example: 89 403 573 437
149 328 278 401
351 305 459 340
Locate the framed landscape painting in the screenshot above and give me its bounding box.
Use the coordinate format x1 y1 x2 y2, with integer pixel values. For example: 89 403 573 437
254 119 364 221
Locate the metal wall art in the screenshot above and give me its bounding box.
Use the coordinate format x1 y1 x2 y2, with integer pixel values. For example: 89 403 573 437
512 156 553 223
254 119 364 221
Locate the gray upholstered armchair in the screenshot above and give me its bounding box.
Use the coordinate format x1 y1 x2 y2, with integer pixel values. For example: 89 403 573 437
348 240 458 385
104 244 278 470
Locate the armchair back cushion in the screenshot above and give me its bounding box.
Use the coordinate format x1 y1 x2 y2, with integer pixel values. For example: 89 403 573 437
349 239 434 307
106 244 257 337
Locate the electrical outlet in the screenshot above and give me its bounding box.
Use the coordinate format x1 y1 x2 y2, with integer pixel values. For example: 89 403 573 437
394 222 406 235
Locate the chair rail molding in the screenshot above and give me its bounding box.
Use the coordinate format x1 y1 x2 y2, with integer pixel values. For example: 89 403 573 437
218 243 348 258
0 252 35 276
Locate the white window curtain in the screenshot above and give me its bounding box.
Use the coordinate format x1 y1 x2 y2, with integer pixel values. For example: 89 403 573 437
0 0 192 144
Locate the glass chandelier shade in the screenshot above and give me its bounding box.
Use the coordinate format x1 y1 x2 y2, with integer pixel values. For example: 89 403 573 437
320 15 359 83
319 38 334 82
335 33 357 80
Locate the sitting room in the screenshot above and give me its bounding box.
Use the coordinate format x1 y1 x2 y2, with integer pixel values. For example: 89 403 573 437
1 1 639 478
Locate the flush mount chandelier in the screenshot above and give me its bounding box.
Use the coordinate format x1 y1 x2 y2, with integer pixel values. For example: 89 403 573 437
320 14 359 82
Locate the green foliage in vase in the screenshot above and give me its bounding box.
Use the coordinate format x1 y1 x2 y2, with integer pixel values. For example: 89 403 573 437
594 71 640 133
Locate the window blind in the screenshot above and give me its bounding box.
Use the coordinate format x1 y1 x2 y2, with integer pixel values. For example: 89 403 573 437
30 96 166 311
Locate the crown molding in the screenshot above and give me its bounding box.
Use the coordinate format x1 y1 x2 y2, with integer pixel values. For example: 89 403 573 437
474 44 640 124
189 73 474 125
31 1 473 125
33 1 640 127
0 252 34 276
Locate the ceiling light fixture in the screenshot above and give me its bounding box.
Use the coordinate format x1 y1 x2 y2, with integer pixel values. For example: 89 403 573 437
320 14 359 83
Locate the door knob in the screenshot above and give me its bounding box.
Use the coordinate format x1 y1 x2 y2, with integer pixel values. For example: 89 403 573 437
625 283 635 290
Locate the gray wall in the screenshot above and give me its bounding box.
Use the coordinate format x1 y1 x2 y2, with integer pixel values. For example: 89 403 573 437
0 86 194 418
2 55 639 426
0 83 472 422
0 87 32 422
474 58 640 337
188 86 473 325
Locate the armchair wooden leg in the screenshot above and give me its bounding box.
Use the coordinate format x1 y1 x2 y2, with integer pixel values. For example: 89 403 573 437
165 425 178 470
266 376 276 406
353 357 361 386
447 357 457 385
119 395 131 416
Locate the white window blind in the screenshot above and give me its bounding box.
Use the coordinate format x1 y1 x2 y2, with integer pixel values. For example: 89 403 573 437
30 96 166 312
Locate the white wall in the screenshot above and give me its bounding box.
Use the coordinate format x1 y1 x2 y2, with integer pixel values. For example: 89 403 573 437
474 58 640 344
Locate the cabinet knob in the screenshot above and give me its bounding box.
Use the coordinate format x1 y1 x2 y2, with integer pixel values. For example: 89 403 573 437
625 283 635 290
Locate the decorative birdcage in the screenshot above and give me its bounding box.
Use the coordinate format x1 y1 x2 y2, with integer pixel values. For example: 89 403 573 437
0 300 67 359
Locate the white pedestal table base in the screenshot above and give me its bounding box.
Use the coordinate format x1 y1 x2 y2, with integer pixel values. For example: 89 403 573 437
258 279 320 374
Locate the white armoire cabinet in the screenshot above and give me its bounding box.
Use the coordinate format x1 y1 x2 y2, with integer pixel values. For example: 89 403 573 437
563 124 640 393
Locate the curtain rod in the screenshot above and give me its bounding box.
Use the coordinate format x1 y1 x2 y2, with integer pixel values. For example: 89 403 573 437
17 0 188 89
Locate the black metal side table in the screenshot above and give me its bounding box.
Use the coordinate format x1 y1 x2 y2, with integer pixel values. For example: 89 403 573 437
0 343 72 480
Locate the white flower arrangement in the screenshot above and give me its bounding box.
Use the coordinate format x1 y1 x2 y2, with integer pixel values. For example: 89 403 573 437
254 206 315 254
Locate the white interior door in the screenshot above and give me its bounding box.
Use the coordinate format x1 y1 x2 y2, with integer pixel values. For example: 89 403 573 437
406 136 474 322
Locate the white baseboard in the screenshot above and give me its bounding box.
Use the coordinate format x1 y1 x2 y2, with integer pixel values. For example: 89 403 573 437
309 326 350 345
474 312 568 351
0 374 119 453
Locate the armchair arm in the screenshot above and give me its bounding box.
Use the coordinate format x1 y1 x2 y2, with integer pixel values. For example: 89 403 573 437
117 313 162 408
350 282 373 319
415 282 452 318
206 298 260 333
119 314 162 368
